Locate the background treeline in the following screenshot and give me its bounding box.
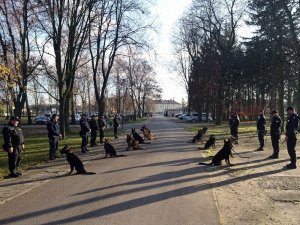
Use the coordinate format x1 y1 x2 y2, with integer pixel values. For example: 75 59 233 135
0 0 161 136
172 0 300 127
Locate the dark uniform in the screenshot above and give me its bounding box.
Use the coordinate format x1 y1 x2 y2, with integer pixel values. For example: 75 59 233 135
113 116 119 138
229 114 240 144
47 118 60 160
89 116 98 147
80 115 90 153
2 117 24 177
285 112 298 168
257 114 266 150
98 116 107 144
270 113 281 158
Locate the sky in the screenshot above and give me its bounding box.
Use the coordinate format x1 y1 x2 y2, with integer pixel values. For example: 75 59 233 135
151 0 193 103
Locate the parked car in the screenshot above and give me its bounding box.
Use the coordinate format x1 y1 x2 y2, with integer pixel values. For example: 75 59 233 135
175 113 183 118
35 115 49 125
178 114 188 120
183 113 199 122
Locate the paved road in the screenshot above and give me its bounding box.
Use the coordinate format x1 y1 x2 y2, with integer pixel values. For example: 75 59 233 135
0 115 220 225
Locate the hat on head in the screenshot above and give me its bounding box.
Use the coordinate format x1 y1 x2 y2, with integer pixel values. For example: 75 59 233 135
271 110 278 114
286 106 294 111
9 116 20 121
51 114 58 119
258 109 264 112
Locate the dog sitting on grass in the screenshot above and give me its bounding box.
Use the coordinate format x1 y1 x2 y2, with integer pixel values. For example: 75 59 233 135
199 134 216 150
189 127 208 143
60 145 96 175
104 138 126 158
198 139 233 166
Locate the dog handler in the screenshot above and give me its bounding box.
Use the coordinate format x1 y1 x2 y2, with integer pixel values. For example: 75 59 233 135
47 114 62 160
2 116 25 178
285 106 298 169
256 109 266 151
269 110 281 159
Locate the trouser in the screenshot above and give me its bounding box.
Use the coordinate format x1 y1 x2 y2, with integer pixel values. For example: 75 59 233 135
100 130 104 143
271 134 280 156
90 130 97 146
230 127 238 139
258 131 265 148
81 133 89 152
114 127 118 138
287 135 297 165
8 146 22 174
49 136 59 160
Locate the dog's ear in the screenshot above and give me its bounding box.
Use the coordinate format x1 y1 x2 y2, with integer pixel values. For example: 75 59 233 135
64 144 68 148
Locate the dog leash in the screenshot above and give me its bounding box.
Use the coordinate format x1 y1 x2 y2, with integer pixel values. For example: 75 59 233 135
231 148 250 159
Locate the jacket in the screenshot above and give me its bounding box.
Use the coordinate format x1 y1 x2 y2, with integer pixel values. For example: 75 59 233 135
2 123 24 150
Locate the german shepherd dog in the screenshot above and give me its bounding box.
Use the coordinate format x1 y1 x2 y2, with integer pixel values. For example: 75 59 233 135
199 134 216 150
189 127 208 143
60 145 96 175
198 139 233 166
132 128 149 144
140 125 154 140
126 134 145 150
104 138 126 158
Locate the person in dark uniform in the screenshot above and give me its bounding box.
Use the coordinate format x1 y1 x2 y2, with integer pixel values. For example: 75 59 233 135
47 114 62 160
269 110 281 159
229 112 240 144
80 114 91 153
2 116 25 178
256 109 266 151
89 115 98 147
98 115 108 144
285 106 298 169
113 114 120 139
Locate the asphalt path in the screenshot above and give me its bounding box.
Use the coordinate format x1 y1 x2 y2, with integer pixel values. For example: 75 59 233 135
0 115 220 225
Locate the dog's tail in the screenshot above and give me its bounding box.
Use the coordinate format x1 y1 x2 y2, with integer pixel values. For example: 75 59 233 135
116 154 127 157
198 162 213 166
198 147 208 150
83 172 96 175
141 142 151 144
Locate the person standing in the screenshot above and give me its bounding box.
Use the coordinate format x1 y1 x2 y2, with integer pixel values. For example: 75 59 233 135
269 110 281 159
229 112 240 144
80 114 91 153
98 115 107 144
113 114 120 139
89 115 98 147
285 106 298 169
256 109 266 151
2 116 25 178
47 114 62 160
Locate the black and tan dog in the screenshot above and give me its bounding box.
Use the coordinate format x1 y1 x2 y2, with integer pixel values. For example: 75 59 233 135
199 134 216 150
189 127 208 143
132 128 150 144
126 134 145 150
104 138 126 158
198 139 233 166
140 125 154 140
60 145 96 175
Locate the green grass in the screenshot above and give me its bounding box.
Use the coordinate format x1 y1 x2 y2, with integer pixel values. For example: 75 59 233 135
185 121 258 136
0 127 123 177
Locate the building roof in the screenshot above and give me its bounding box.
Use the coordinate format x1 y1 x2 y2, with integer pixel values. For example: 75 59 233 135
154 99 180 105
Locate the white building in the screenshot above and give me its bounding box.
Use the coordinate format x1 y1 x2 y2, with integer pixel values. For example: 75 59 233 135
154 100 182 114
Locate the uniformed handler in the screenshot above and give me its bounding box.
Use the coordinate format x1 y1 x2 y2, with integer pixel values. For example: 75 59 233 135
229 112 240 144
89 115 98 147
80 114 91 153
285 106 298 169
2 116 25 178
269 110 281 159
256 109 266 151
47 114 62 160
98 115 108 144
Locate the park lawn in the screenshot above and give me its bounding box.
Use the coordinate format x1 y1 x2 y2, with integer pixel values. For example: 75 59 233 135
0 128 123 177
185 121 258 136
